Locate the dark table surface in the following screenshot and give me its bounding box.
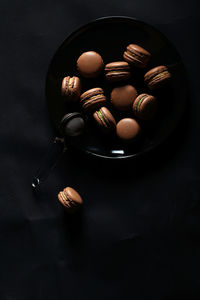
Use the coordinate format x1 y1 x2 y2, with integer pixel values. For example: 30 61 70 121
1 0 200 299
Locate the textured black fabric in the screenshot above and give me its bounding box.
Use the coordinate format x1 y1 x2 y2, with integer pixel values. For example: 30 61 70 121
0 0 200 299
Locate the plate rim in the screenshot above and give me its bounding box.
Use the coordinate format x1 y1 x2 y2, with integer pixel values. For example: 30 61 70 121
45 15 188 160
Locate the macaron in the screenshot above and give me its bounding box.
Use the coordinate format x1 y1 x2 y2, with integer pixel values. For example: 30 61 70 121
58 187 83 213
77 51 104 78
60 112 85 137
116 118 141 141
144 66 171 90
123 44 151 68
111 85 138 111
133 94 157 120
93 107 116 133
80 88 106 113
105 61 131 82
61 76 81 102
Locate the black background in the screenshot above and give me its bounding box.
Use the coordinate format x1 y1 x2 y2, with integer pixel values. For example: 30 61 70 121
1 0 200 299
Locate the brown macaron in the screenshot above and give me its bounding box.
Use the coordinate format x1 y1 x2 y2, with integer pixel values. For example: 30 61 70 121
123 44 151 68
116 118 141 141
105 61 131 82
144 65 171 90
111 85 138 111
133 93 157 120
58 187 83 213
77 51 104 78
93 107 116 133
61 76 81 102
80 88 106 113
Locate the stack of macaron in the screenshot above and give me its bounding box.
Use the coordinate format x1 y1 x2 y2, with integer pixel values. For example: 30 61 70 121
61 44 171 142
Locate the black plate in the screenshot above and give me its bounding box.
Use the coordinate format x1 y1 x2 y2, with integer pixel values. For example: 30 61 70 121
46 16 187 160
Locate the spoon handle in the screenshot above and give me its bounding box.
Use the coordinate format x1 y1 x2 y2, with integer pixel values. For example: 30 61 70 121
32 137 66 190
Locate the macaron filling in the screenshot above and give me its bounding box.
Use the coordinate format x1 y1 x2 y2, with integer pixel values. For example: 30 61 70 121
81 94 103 103
107 71 130 76
97 110 109 127
68 77 74 87
88 94 103 101
98 110 106 123
106 67 130 72
126 49 144 60
68 77 74 93
105 63 130 72
60 191 70 207
82 96 105 110
152 71 169 80
136 95 146 112
62 191 78 208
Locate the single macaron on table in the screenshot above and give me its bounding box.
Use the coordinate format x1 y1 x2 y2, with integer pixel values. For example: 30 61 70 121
33 17 188 211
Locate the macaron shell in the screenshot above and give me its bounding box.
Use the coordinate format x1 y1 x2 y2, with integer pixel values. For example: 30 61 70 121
127 44 150 57
93 107 116 132
80 88 104 102
100 107 116 127
116 118 141 141
60 112 84 136
58 187 83 213
148 72 171 89
123 51 147 68
64 187 83 205
105 61 131 82
72 77 81 98
80 88 106 113
123 44 151 68
77 51 104 78
133 94 157 120
58 191 77 211
144 66 171 89
94 110 108 128
64 116 85 137
144 66 168 81
105 61 130 71
82 95 106 113
61 76 81 102
111 85 138 111
61 76 70 97
58 192 69 208
106 72 131 82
